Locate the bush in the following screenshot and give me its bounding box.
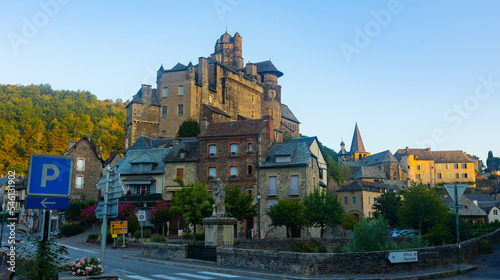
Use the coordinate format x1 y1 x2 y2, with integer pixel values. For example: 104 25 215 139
479 240 493 254
289 240 327 253
60 224 85 237
144 229 152 238
195 232 205 241
106 230 113 244
86 233 99 243
128 218 140 235
344 216 391 252
182 232 194 239
151 234 166 242
134 230 142 239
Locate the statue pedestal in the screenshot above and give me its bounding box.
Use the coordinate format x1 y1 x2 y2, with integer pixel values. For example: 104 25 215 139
202 217 237 247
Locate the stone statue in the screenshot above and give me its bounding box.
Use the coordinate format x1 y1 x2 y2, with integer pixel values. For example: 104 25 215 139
212 178 227 217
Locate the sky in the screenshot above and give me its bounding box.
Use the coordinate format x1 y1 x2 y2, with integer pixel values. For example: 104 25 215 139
1 1 499 164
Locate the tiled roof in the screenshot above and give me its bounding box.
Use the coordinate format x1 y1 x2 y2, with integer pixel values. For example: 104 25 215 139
336 180 401 193
290 136 317 147
464 194 495 203
394 148 473 163
394 148 434 161
198 119 267 138
350 123 367 153
116 148 171 175
346 150 398 167
260 141 313 168
253 60 283 77
163 140 198 162
280 104 300 123
442 195 487 216
64 136 104 163
203 103 231 117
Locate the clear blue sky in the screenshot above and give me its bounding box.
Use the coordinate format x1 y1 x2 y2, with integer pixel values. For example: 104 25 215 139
1 1 499 164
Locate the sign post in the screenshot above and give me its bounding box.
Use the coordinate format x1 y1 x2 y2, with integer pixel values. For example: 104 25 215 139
444 183 468 264
138 210 146 244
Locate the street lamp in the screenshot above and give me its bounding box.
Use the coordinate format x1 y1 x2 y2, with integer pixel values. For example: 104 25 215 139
257 192 261 239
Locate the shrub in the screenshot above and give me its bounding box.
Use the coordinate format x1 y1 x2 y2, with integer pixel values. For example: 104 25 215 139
151 234 166 242
289 240 327 253
106 230 113 244
479 240 493 254
68 256 103 276
344 216 391 252
60 224 85 237
128 218 140 235
134 230 142 239
182 232 194 239
195 232 205 241
86 233 99 243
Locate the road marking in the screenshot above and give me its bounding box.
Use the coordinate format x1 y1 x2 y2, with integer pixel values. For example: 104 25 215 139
151 275 187 280
198 272 240 278
116 269 137 274
175 273 214 279
126 276 154 280
61 244 96 254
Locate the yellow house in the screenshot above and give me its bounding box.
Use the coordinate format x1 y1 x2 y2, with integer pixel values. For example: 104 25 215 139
394 148 476 187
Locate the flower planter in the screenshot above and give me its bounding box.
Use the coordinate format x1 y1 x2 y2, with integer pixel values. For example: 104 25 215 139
58 271 118 279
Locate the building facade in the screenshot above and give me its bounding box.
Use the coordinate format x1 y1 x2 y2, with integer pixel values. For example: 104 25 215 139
124 32 299 149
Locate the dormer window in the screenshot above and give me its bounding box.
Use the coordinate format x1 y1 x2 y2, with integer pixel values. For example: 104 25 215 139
131 163 154 172
180 152 186 159
276 155 291 163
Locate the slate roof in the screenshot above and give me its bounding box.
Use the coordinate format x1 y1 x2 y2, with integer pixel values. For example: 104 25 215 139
64 136 104 163
346 150 398 167
394 148 474 163
290 136 317 147
116 148 171 175
203 103 231 117
103 152 121 167
280 104 300 123
336 180 401 193
126 86 160 107
253 60 283 77
198 119 267 138
260 141 314 168
442 195 487 217
350 123 367 153
353 166 387 179
128 135 197 151
464 194 496 203
163 140 198 163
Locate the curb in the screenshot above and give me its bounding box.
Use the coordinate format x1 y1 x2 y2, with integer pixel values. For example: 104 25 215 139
123 255 478 280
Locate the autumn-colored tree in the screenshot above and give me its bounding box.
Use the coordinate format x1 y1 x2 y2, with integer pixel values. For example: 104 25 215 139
149 200 173 236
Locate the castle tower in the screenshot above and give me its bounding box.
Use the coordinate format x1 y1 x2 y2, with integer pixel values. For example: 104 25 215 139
255 60 283 136
213 31 244 69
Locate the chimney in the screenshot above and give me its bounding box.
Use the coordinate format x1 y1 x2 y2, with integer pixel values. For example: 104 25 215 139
98 144 103 157
473 200 478 206
263 115 274 142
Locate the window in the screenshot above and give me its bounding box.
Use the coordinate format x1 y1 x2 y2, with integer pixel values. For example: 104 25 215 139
446 172 450 178
176 168 184 181
416 174 421 179
454 163 459 169
417 165 421 170
163 87 168 97
247 164 253 175
446 164 449 169
209 144 217 158
134 184 150 194
251 111 254 118
268 176 277 195
180 152 186 159
208 167 216 180
136 109 141 116
131 163 152 172
270 108 274 117
76 158 85 171
229 166 238 179
462 163 467 169
373 197 378 204
437 173 442 179
344 197 348 204
368 197 370 204
461 173 468 178
209 95 213 104
75 176 84 188
162 106 168 117
455 173 460 179
178 104 183 115
276 155 291 163
230 143 238 157
247 142 253 153
438 164 442 169
178 85 184 96
290 175 299 195
352 196 357 204
494 210 498 216
251 94 254 104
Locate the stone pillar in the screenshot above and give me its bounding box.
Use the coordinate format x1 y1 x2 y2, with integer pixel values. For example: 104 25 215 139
202 217 237 247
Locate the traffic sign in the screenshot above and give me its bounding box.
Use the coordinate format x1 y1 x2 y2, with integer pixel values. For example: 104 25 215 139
138 211 146 222
387 251 418 263
27 154 73 197
25 196 70 209
95 201 119 219
111 221 128 235
444 184 467 203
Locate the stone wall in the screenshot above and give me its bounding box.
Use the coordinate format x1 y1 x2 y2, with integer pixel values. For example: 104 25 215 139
142 243 187 260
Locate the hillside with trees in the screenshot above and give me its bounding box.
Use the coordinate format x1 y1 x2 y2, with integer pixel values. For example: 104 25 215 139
0 84 126 175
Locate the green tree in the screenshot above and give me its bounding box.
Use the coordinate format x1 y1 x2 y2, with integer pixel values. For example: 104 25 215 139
331 162 351 184
149 199 173 236
225 185 257 222
344 216 391 252
302 188 344 237
267 199 307 238
398 183 449 235
373 192 402 228
342 213 359 231
170 178 212 236
177 118 200 137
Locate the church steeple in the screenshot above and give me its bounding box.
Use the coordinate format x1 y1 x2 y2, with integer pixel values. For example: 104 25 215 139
349 123 370 161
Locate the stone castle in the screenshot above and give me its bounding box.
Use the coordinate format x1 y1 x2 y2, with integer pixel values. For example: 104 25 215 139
124 32 300 149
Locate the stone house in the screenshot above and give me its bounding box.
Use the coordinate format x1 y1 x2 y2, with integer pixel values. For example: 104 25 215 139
442 194 487 224
464 194 500 223
163 140 198 201
197 117 274 238
394 148 476 187
335 180 404 220
258 141 323 238
124 32 300 149
64 136 103 201
289 136 328 187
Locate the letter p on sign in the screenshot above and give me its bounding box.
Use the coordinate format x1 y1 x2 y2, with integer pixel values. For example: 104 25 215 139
41 164 60 187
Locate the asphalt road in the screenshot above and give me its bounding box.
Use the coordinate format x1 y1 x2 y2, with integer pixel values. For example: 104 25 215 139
443 242 500 280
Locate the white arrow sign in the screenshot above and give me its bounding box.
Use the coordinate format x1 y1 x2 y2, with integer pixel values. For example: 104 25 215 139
387 251 418 263
444 184 468 203
41 198 56 208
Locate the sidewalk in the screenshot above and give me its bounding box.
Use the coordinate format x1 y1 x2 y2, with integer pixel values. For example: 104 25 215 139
123 254 477 280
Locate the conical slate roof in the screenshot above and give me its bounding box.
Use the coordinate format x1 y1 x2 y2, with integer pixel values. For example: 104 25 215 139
350 123 367 153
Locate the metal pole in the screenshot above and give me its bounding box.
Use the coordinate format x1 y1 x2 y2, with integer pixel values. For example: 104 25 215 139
0 187 7 246
100 165 111 265
455 187 461 263
257 193 261 239
122 233 126 247
141 222 144 245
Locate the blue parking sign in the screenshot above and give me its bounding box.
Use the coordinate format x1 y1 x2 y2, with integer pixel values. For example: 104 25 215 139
27 154 73 197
